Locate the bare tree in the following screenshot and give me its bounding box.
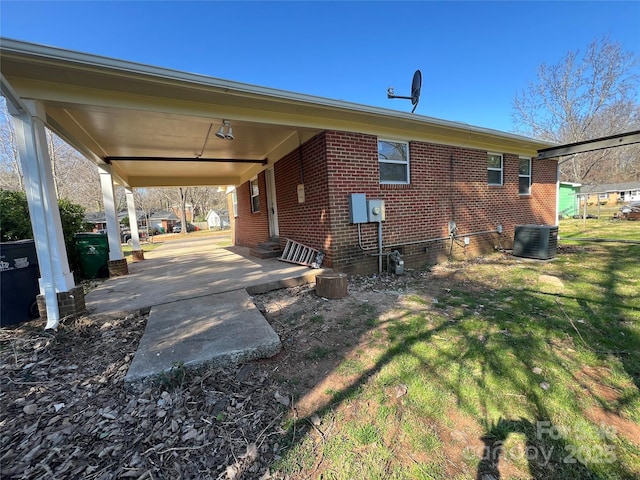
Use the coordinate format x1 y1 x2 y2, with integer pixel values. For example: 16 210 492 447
178 187 189 234
1 98 105 207
189 187 227 220
0 98 24 191
512 36 640 183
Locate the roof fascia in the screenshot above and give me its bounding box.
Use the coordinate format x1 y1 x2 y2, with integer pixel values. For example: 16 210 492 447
1 38 555 156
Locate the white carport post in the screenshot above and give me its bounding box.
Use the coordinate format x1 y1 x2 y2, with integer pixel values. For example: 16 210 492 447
98 165 129 277
11 100 76 330
125 187 144 260
98 165 124 260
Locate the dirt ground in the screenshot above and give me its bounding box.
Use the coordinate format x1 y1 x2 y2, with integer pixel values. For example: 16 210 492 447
0 270 424 479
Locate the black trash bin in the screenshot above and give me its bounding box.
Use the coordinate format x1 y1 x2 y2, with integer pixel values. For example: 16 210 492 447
74 233 110 279
0 239 41 327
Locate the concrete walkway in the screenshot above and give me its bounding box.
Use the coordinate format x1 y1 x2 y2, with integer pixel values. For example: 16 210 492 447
83 234 328 381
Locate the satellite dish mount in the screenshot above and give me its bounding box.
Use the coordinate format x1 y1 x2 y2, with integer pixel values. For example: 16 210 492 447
387 70 422 113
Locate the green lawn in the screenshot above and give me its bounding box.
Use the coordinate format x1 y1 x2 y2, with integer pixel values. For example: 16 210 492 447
122 242 161 258
274 241 640 479
560 206 640 243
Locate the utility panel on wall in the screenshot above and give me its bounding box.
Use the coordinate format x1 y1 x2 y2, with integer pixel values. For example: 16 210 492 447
367 200 385 222
349 193 368 224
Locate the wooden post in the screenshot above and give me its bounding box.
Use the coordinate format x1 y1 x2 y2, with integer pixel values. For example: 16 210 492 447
316 273 348 299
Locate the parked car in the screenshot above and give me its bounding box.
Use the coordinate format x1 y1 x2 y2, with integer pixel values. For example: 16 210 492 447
96 228 147 244
172 222 195 233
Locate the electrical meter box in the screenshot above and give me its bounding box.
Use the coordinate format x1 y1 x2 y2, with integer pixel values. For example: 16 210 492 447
349 193 368 224
367 200 385 222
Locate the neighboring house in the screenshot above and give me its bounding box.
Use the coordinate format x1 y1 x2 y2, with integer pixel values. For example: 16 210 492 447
232 132 558 275
171 203 193 222
558 182 581 218
206 210 229 229
84 211 134 231
147 210 180 234
580 182 640 206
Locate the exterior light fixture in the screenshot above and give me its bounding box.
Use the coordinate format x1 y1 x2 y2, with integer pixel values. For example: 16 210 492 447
215 120 234 140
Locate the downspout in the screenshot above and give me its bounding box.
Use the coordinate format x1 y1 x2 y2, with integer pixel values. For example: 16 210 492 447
555 161 560 224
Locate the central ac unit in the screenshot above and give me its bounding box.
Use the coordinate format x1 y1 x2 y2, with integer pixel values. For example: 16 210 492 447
513 225 558 260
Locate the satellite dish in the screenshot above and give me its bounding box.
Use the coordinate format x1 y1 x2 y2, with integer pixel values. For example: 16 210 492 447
387 69 422 113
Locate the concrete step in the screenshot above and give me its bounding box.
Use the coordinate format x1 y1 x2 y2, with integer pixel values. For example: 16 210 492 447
250 246 283 259
250 240 283 258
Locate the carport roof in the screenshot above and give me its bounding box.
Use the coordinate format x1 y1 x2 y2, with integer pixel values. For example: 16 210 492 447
0 38 555 188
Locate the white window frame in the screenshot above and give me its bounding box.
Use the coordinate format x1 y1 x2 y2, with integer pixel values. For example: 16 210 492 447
250 177 260 213
378 139 410 184
488 153 503 186
518 157 532 195
598 193 609 199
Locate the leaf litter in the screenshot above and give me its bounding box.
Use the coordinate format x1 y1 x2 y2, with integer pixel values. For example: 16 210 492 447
0 271 410 479
0 309 290 479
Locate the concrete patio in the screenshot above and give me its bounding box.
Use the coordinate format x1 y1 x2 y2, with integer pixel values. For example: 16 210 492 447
83 234 328 381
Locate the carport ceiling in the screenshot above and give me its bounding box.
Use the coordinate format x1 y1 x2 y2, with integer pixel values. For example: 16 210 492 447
45 103 317 187
1 38 555 188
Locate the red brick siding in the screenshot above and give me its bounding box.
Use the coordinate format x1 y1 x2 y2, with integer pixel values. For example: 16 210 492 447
234 172 269 247
234 129 557 273
322 133 557 273
324 131 380 272
274 133 333 263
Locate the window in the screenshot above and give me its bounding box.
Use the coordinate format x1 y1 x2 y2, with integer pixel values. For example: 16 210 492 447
487 153 503 186
378 139 409 184
519 157 531 195
250 178 260 213
598 193 609 199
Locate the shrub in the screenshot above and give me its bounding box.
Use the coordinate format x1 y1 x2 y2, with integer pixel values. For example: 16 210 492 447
0 189 32 241
0 189 86 273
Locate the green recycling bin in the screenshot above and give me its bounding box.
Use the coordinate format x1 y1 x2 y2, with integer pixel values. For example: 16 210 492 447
0 239 41 326
74 233 109 279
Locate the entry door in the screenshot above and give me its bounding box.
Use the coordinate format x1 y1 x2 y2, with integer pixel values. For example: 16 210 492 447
265 167 279 238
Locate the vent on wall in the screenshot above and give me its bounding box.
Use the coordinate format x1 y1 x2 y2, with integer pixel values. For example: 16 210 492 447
513 225 558 260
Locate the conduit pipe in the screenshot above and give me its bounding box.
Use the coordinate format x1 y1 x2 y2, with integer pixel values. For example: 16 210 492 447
357 224 503 273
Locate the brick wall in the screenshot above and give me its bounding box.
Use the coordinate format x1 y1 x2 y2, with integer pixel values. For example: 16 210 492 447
275 133 333 261
322 133 557 273
234 130 557 274
234 172 270 247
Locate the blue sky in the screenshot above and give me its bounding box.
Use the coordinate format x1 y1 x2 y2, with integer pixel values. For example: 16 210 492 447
1 1 639 133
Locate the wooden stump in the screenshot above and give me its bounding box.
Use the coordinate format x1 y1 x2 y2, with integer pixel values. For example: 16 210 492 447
315 273 348 299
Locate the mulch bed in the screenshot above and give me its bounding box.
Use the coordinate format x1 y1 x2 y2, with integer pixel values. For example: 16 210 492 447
0 311 287 479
